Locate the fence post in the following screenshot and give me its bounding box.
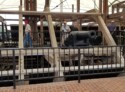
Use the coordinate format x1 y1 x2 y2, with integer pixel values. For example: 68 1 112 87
78 48 81 83
13 49 16 89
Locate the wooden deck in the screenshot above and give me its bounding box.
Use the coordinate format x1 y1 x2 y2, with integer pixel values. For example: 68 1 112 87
0 76 125 92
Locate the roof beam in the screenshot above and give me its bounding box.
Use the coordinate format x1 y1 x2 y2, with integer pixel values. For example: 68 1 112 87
0 10 101 16
112 1 125 7
108 12 125 19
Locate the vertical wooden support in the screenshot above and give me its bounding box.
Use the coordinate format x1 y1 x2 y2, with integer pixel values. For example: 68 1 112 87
24 0 37 11
40 17 44 46
44 0 64 81
44 0 58 47
46 13 58 47
97 15 124 65
72 4 74 12
34 0 37 11
77 0 81 30
96 15 116 45
18 6 24 80
112 6 114 14
20 0 22 6
24 0 29 11
30 0 33 10
103 0 108 23
117 5 119 13
99 0 102 13
77 0 80 12
18 6 23 48
60 0 63 12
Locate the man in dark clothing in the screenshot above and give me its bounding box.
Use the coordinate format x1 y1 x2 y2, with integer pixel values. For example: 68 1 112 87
107 21 116 34
71 21 79 31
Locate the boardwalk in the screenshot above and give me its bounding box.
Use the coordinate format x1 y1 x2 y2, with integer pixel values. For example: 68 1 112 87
0 77 125 92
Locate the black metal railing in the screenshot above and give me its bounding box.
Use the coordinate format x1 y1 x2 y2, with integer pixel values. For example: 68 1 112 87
0 45 125 89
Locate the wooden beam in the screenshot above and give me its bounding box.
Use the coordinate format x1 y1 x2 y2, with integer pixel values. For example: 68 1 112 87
103 0 108 23
40 17 44 46
99 0 102 13
112 1 125 7
112 6 114 14
96 15 116 45
0 10 101 15
18 6 25 80
20 0 22 6
77 0 80 12
24 0 29 11
60 0 63 12
46 15 58 47
18 7 23 48
108 12 125 19
72 4 74 12
44 0 58 47
44 0 50 10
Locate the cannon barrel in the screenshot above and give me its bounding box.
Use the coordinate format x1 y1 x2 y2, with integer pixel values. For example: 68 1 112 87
64 31 102 47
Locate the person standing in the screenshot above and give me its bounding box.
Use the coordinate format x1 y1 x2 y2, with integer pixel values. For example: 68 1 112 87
107 21 116 34
23 19 32 47
61 20 71 46
70 20 79 31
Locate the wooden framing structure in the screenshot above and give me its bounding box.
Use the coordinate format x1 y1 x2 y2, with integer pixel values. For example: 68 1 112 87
0 0 125 83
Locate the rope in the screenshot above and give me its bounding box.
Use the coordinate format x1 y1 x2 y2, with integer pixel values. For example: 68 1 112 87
51 0 67 10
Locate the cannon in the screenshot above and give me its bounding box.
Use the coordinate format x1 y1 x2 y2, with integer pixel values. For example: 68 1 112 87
64 31 102 47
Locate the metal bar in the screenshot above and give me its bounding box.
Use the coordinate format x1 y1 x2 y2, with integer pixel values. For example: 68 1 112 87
78 48 80 83
0 64 123 76
1 47 118 56
13 50 16 89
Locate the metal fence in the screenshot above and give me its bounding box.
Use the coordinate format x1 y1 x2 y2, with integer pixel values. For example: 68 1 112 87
0 45 125 89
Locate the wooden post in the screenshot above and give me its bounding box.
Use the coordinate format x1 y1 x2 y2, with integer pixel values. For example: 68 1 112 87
117 5 119 13
18 6 25 81
103 0 108 23
40 17 44 46
44 0 64 81
99 0 102 13
44 0 58 47
77 0 82 30
77 0 80 12
24 0 29 11
20 0 22 6
112 6 114 14
96 15 116 45
60 0 63 12
72 4 74 13
18 6 23 48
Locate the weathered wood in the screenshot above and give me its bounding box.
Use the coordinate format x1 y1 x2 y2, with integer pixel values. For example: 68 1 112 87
103 0 108 23
99 0 102 13
72 4 74 13
108 12 125 19
18 6 24 80
60 0 63 12
0 10 101 15
96 15 116 45
40 17 44 46
20 0 22 6
77 0 80 12
112 1 125 7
